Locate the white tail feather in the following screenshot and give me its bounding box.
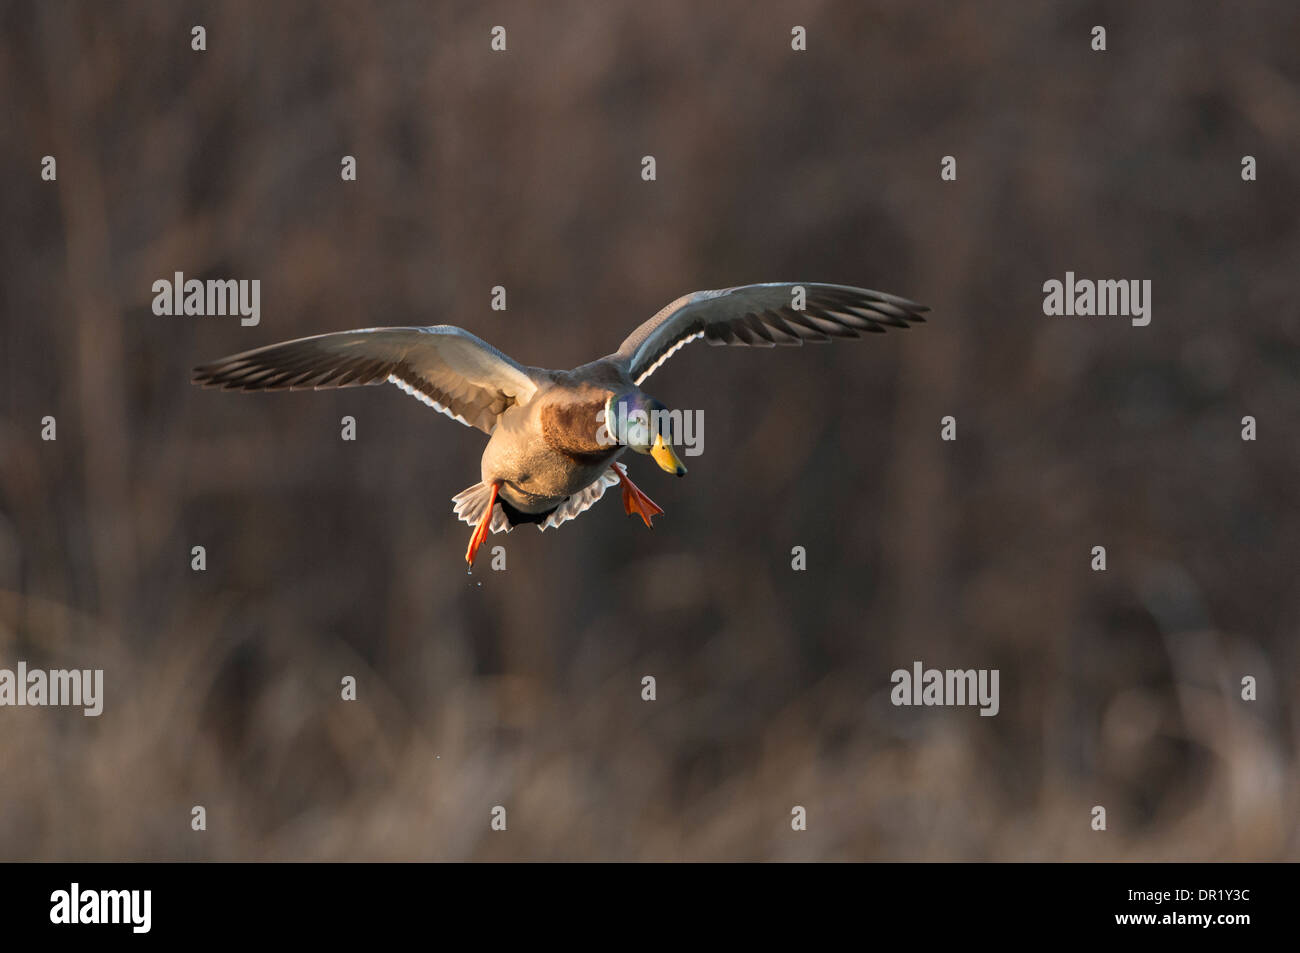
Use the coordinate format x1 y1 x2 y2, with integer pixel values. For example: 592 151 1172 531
451 482 512 534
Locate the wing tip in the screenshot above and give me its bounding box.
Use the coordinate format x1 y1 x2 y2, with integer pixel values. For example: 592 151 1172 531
191 365 231 389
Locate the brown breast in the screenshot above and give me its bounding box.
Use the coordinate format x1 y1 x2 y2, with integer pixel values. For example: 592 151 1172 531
540 385 618 462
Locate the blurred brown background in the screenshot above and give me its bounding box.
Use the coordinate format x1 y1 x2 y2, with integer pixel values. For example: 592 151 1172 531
1 0 1297 861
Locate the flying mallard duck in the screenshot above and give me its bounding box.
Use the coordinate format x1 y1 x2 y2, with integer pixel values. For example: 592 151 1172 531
192 282 927 566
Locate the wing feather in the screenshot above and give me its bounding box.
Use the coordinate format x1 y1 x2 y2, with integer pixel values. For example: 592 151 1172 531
192 326 539 434
611 283 927 384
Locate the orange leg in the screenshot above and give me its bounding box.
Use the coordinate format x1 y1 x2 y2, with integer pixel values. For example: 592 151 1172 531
465 481 500 567
612 463 664 529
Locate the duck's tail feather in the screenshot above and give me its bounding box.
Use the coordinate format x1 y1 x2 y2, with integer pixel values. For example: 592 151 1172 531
452 482 512 534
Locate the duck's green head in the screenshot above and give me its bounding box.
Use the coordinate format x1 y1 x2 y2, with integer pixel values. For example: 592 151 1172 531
604 392 688 477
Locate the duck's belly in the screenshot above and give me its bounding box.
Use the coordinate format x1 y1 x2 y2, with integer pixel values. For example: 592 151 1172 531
483 441 622 514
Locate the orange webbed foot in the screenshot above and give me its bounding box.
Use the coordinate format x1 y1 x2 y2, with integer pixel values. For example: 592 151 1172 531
612 463 664 529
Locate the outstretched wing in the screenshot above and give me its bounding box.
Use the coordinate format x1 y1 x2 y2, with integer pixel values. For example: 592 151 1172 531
192 326 540 433
610 283 928 385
